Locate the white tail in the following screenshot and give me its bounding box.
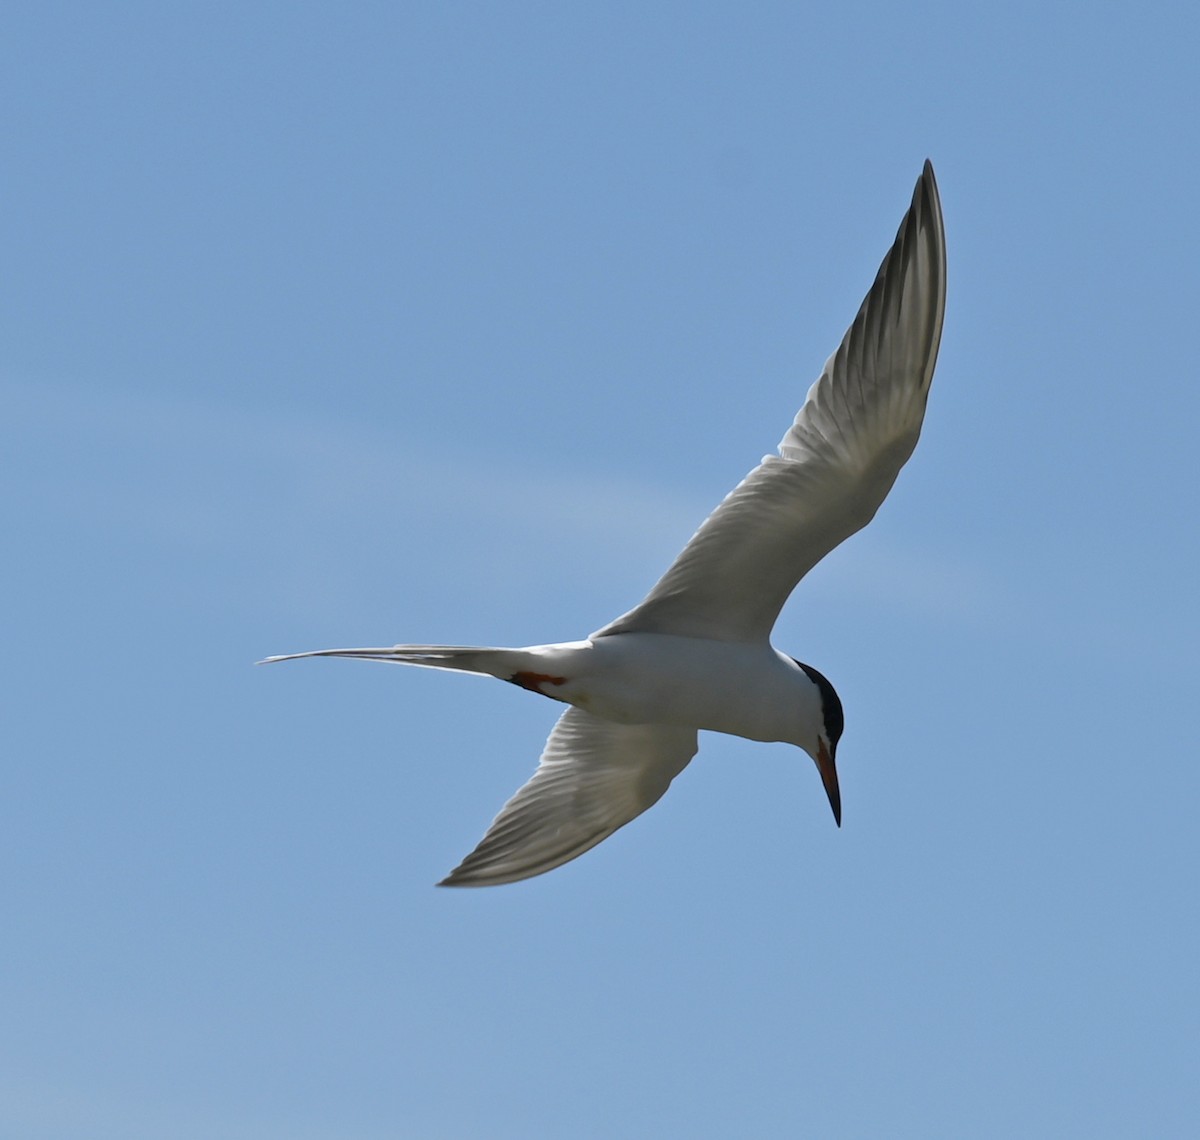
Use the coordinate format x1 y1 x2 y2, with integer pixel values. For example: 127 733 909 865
258 644 524 680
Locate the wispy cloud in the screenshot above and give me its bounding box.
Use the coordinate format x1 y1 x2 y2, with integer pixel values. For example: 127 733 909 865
800 532 1020 631
5 375 701 544
4 376 1015 638
3 377 704 627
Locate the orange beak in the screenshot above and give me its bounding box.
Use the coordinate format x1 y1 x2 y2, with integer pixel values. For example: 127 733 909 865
817 738 842 827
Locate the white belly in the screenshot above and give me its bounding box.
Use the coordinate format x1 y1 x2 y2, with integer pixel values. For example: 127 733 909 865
530 634 817 745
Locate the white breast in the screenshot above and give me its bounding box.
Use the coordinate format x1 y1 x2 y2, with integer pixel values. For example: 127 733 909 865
542 634 821 746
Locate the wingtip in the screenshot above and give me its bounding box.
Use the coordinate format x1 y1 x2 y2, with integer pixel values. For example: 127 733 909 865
435 868 508 889
435 855 542 888
436 859 481 887
436 856 513 888
916 159 942 214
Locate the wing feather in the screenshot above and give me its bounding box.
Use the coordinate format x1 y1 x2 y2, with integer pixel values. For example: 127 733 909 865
439 708 698 887
595 161 946 643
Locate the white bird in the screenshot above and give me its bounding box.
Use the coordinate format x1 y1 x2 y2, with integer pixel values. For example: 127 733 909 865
264 161 947 887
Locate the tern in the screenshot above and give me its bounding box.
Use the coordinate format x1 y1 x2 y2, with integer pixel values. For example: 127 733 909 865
264 161 947 887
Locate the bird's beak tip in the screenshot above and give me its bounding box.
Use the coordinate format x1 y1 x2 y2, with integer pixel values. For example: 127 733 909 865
817 738 842 829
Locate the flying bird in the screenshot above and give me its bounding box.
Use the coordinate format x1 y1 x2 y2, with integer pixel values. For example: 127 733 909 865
264 161 947 887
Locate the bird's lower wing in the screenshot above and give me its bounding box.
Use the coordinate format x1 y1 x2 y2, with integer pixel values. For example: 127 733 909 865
595 161 946 643
439 708 698 887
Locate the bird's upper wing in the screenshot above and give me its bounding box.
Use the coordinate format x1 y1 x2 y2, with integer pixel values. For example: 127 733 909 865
439 707 698 887
594 161 947 644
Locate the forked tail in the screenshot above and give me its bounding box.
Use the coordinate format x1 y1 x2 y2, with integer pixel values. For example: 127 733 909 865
258 644 524 680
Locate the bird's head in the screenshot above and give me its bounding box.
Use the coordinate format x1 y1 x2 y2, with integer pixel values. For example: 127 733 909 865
793 660 844 827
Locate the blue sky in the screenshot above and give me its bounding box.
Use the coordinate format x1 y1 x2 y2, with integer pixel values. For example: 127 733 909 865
4 2 1198 1136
